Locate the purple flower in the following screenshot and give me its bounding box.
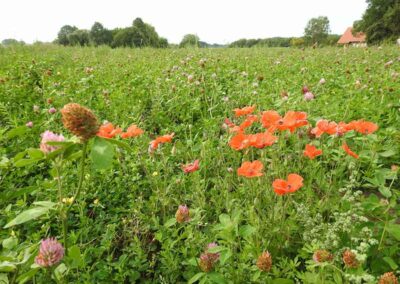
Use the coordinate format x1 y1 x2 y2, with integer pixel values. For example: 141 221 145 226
304 92 314 101
26 121 33 128
175 205 190 223
48 107 57 114
35 238 64 267
40 131 65 154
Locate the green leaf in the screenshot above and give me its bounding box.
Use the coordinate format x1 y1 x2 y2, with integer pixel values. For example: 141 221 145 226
16 268 39 284
271 279 294 284
54 263 68 282
33 201 56 208
239 225 256 238
6 126 27 140
66 245 83 268
164 218 177 228
386 224 400 241
188 272 205 284
207 272 227 284
90 137 114 170
4 206 51 228
105 138 133 152
0 262 16 272
378 149 397 157
383 257 398 270
219 249 232 265
219 214 231 225
2 237 18 250
378 186 392 198
27 148 44 160
14 159 38 167
0 273 8 284
3 186 36 203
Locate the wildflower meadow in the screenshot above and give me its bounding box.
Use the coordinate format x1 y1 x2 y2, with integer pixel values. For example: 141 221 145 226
0 45 399 283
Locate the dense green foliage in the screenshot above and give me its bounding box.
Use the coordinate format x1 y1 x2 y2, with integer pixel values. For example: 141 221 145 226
0 45 399 283
55 18 168 48
354 0 400 44
304 16 330 45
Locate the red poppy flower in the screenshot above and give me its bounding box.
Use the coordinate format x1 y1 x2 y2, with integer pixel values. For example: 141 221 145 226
261 110 282 132
149 133 174 151
237 160 263 178
352 120 378 135
229 132 251 150
277 111 308 133
97 123 122 138
272 174 303 195
311 119 338 137
233 105 256 117
248 132 278 148
303 144 323 159
182 159 200 173
239 114 258 130
342 142 359 159
120 124 144 139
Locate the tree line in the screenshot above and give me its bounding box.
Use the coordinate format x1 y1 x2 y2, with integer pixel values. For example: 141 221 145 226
56 18 169 48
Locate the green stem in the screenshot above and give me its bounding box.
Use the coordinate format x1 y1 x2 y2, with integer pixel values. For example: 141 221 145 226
67 142 88 213
64 142 88 255
54 158 68 255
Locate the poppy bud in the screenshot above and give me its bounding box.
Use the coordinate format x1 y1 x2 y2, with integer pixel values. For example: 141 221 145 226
378 272 398 284
256 251 272 272
313 250 333 263
342 250 359 268
61 103 99 141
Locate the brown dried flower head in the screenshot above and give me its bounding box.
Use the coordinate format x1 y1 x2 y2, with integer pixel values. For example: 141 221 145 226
342 250 359 268
256 251 272 272
378 272 398 284
61 103 99 141
313 249 333 263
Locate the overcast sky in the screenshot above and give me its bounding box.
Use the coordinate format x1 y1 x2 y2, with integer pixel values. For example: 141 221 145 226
1 0 367 44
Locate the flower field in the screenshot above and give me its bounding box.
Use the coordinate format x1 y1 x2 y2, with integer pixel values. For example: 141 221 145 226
0 45 399 283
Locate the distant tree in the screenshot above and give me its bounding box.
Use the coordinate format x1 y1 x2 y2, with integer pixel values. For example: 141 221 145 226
90 22 112 46
57 25 78 45
179 34 200 47
326 34 341 45
304 16 330 45
290 37 305 47
229 39 248 48
112 28 135 47
67 30 90 46
354 0 400 43
158 37 169 48
1 39 25 46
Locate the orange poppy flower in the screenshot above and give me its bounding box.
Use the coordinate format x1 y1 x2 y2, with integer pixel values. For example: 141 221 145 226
97 123 122 138
120 124 144 139
261 110 281 132
248 132 278 148
229 132 251 150
239 114 258 130
311 119 338 137
303 144 322 159
342 142 359 159
182 159 200 173
237 160 263 178
272 174 303 195
149 133 174 151
277 111 308 133
352 120 378 135
233 105 256 117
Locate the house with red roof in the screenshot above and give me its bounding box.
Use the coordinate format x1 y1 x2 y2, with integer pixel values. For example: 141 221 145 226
338 27 366 46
